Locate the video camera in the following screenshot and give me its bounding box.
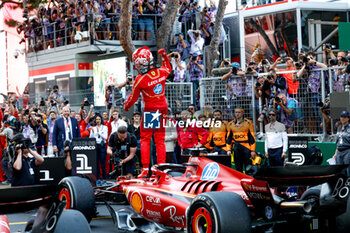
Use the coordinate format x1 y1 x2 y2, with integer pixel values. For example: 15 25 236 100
108 149 127 178
5 134 33 164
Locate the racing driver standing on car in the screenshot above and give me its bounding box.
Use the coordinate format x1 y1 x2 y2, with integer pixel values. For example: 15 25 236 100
124 47 171 169
226 107 257 173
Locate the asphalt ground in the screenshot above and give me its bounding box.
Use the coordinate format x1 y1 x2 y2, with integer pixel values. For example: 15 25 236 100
7 204 130 233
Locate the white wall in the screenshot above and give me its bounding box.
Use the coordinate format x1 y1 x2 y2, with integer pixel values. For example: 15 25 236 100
0 10 7 102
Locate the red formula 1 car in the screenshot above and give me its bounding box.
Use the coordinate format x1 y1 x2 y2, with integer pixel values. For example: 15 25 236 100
60 154 350 233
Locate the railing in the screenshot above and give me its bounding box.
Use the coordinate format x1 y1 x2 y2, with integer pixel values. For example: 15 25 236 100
26 13 168 53
200 66 350 140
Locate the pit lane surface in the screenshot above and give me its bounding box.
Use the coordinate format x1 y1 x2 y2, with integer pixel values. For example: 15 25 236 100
7 204 130 233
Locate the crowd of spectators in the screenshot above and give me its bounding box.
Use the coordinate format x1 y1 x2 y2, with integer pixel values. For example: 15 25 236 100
17 0 220 52
1 81 262 184
220 44 350 135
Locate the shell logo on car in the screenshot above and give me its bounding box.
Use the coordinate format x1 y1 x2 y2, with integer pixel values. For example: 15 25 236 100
130 191 143 214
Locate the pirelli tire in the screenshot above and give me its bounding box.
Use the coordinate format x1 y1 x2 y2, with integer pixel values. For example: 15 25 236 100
54 209 91 233
58 176 95 223
186 191 251 233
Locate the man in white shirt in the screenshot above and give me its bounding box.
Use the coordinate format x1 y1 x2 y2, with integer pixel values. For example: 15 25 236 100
187 29 205 56
110 109 127 134
264 109 288 166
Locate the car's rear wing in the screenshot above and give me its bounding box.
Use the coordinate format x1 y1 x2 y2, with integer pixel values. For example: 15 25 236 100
253 165 348 187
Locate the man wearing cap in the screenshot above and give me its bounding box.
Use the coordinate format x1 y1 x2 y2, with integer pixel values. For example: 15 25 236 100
264 109 288 166
334 110 350 175
226 107 256 173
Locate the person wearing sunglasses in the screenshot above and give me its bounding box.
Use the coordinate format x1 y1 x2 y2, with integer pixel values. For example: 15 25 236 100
264 109 288 167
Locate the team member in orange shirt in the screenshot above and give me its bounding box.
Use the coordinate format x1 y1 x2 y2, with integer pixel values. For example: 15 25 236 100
226 108 256 173
209 110 229 154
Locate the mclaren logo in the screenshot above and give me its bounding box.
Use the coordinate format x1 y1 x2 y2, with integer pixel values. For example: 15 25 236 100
76 154 92 174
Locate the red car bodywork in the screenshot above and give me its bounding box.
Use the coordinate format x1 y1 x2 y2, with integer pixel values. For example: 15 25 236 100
112 156 264 228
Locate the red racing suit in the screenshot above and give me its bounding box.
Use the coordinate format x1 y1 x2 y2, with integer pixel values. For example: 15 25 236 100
124 50 171 168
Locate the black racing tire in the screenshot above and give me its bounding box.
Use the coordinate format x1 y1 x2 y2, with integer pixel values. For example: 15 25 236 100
187 191 251 233
54 209 91 233
58 176 95 223
336 196 350 233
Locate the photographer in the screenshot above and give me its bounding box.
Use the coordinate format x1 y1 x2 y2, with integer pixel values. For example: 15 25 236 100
262 69 287 104
296 53 327 133
33 114 48 156
187 54 204 104
274 93 302 134
107 126 137 178
12 140 44 186
105 83 114 110
219 58 231 68
168 52 186 82
49 85 64 107
187 29 205 56
272 57 299 98
77 101 93 138
222 62 248 109
171 33 190 61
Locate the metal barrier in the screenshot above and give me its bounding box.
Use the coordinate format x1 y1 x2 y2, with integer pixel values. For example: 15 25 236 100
200 66 350 139
165 82 193 113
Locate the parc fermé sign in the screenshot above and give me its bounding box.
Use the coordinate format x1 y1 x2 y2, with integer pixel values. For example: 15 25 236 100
288 137 308 166
35 138 97 185
71 138 97 176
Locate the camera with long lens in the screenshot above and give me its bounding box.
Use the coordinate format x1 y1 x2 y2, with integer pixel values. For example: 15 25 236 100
301 56 309 64
295 62 303 68
246 67 253 73
5 134 33 164
275 96 281 103
318 101 330 110
258 106 268 122
83 98 90 107
325 43 334 49
267 74 274 80
50 99 56 106
330 58 338 66
231 66 238 75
